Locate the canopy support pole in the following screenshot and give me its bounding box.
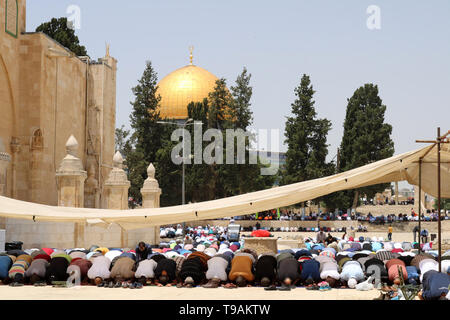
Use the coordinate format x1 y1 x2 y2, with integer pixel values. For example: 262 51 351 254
437 127 442 272
418 158 422 251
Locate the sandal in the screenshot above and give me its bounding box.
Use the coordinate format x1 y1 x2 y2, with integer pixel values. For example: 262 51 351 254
264 285 277 291
9 282 23 287
278 285 291 291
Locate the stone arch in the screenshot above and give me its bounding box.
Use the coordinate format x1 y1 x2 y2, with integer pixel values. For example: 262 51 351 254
0 53 17 151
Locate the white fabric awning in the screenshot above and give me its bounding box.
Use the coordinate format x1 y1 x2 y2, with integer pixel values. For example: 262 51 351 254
0 143 448 230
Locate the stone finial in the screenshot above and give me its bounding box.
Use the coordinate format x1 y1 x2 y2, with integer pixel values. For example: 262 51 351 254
104 152 130 187
147 163 155 179
141 162 161 209
66 135 79 157
56 135 85 173
113 151 123 169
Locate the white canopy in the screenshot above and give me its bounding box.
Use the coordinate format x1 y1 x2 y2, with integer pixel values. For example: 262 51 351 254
0 143 448 230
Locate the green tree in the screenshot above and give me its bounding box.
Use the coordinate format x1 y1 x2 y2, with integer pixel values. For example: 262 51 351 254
338 83 395 210
115 125 131 156
208 78 232 130
229 67 253 129
36 17 87 56
126 61 167 204
433 198 450 211
282 75 332 184
281 74 333 211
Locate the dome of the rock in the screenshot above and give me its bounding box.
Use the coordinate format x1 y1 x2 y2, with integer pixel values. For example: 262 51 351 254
156 61 220 120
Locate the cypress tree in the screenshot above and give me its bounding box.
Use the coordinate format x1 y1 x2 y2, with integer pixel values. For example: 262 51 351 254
338 83 395 209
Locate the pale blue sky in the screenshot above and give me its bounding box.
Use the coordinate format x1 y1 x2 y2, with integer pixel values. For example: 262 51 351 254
27 0 450 164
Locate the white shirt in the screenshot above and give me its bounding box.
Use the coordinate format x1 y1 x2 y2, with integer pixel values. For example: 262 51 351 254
135 259 157 279
419 259 439 282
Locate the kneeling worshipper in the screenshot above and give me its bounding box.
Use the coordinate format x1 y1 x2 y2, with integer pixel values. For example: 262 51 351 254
340 260 365 288
178 255 208 288
154 258 177 287
406 265 420 285
0 255 14 283
25 254 50 285
410 253 435 269
277 253 300 291
419 270 450 300
87 255 111 286
135 242 153 263
8 254 32 286
418 258 439 283
110 256 138 288
364 258 388 285
227 252 256 288
254 254 277 288
203 254 230 288
299 259 321 287
134 259 158 285
45 254 72 284
315 255 340 288
385 258 408 285
69 258 92 285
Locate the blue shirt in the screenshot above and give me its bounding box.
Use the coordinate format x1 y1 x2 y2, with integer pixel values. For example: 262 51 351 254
0 256 12 279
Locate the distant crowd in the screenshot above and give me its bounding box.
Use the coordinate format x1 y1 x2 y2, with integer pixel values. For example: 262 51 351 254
217 209 449 223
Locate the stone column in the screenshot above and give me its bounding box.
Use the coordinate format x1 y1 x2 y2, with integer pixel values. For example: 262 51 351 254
0 149 11 230
103 151 130 247
30 129 44 204
56 135 87 248
10 137 20 199
0 150 11 196
140 163 162 245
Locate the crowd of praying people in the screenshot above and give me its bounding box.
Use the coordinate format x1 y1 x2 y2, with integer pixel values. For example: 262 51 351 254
0 225 450 300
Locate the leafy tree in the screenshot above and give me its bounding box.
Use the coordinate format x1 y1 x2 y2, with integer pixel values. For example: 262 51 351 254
281 74 333 211
433 198 450 211
115 125 131 156
282 75 332 184
208 78 232 130
36 17 87 56
229 67 253 129
125 61 167 204
334 83 395 211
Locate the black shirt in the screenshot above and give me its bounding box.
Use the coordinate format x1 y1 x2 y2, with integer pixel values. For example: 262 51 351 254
154 258 177 281
255 255 277 281
277 258 300 281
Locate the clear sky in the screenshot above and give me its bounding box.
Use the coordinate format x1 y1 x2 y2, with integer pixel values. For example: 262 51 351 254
27 0 450 167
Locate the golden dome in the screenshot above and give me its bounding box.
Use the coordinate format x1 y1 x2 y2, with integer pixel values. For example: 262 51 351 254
157 64 219 120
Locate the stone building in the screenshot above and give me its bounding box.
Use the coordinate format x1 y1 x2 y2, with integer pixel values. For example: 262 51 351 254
0 0 116 207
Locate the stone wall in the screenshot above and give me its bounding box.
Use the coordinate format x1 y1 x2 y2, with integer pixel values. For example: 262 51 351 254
0 0 116 206
3 219 156 250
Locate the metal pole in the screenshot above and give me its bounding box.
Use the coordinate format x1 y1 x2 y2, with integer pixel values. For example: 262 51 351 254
437 127 442 272
418 158 422 250
182 159 185 205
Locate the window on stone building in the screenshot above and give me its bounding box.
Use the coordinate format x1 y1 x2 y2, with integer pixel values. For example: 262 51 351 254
5 0 18 38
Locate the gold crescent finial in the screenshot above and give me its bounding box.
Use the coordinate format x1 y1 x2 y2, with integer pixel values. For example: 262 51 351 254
189 45 194 65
